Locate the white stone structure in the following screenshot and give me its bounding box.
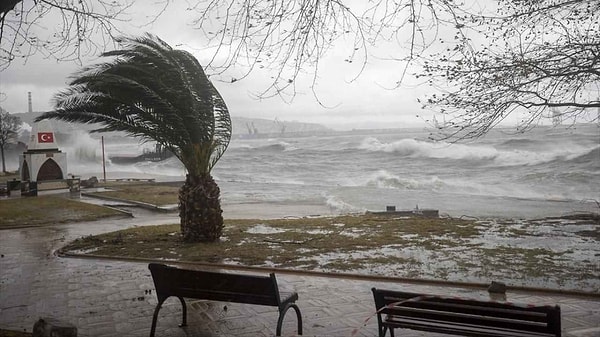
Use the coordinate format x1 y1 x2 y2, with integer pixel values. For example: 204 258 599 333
20 120 67 182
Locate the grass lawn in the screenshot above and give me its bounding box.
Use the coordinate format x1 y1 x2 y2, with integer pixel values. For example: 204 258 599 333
2 172 180 207
93 182 180 206
0 195 128 229
0 179 178 229
64 214 477 269
60 212 600 293
0 171 19 184
0 329 31 337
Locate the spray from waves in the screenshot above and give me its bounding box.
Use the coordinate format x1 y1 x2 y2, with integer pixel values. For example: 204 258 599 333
491 143 596 167
358 137 596 166
261 143 294 151
66 150 186 180
130 156 185 177
361 169 584 201
61 131 104 163
231 140 298 152
358 137 497 160
220 175 307 186
560 146 600 166
263 141 298 152
324 194 365 213
364 169 448 191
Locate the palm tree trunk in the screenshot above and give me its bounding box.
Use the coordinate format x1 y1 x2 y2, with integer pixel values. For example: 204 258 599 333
179 173 224 242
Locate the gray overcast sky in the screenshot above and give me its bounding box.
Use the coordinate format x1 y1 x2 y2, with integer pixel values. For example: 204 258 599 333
0 1 451 130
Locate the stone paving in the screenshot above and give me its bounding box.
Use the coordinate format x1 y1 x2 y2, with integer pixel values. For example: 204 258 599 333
1 198 599 336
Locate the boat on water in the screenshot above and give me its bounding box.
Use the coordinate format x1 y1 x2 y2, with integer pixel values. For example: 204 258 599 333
110 143 173 164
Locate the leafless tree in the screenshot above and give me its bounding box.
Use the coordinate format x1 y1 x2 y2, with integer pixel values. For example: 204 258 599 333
418 0 600 139
0 107 21 173
188 0 464 103
3 1 597 139
0 0 168 70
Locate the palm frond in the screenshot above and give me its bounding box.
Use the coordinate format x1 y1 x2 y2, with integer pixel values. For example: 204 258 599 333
36 33 231 174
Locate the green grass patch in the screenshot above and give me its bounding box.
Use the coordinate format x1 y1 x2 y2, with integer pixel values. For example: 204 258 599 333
0 195 127 229
63 214 476 270
0 171 19 184
60 214 600 290
93 183 180 206
0 329 31 337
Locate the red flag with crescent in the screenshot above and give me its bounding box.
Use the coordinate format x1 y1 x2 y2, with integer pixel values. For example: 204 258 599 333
38 132 54 143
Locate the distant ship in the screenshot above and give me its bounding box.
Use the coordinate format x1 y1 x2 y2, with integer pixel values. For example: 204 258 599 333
110 143 173 164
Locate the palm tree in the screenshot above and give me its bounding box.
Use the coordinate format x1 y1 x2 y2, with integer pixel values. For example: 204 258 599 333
36 34 232 242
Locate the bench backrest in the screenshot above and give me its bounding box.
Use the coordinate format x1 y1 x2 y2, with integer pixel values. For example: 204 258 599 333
149 263 282 306
372 288 561 336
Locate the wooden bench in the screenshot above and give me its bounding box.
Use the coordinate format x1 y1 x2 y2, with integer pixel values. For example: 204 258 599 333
371 288 561 337
148 263 302 336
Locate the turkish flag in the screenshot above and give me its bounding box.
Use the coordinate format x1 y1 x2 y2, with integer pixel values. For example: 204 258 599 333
38 132 54 143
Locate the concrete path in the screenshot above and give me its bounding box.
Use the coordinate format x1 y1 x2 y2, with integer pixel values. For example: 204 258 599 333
1 199 599 336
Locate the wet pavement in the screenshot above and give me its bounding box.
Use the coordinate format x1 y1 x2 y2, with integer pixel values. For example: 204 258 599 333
1 198 599 336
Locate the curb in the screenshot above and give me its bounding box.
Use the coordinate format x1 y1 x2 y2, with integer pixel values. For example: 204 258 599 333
56 250 600 299
81 192 178 213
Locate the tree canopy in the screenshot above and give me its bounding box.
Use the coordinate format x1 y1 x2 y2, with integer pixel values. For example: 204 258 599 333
3 1 598 138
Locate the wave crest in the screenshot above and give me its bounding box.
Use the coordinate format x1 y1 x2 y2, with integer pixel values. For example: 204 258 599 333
358 137 498 161
365 170 447 191
358 137 597 166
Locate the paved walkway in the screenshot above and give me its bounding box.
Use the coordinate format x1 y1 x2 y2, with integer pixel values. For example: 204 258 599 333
1 198 599 336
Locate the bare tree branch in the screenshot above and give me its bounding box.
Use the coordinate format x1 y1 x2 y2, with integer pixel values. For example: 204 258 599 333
419 0 600 140
190 0 464 101
2 0 597 140
0 0 168 70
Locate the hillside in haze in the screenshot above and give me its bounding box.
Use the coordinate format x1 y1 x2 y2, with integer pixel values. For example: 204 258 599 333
10 111 331 137
232 116 331 136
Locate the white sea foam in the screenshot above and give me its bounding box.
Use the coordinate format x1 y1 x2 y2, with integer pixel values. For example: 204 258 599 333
357 136 595 166
365 170 447 191
62 130 104 163
324 194 363 213
358 136 498 160
306 229 334 235
246 224 288 234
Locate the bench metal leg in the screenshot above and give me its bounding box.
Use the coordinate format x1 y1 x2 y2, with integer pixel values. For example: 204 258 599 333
150 299 164 337
378 325 393 337
277 303 303 336
177 296 187 327
149 296 187 337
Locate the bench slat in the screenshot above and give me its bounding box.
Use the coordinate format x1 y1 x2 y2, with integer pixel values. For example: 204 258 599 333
372 288 561 337
380 305 554 333
385 317 559 337
383 308 554 335
402 301 549 322
380 293 558 314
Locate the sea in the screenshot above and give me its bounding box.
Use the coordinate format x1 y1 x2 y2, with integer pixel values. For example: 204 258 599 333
64 123 599 220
